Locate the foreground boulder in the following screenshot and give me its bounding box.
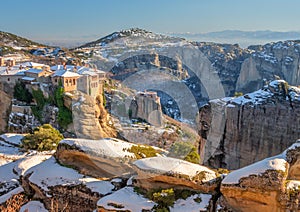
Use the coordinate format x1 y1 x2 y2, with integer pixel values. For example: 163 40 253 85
22 156 115 212
55 138 143 179
0 141 52 212
221 141 300 211
133 156 219 193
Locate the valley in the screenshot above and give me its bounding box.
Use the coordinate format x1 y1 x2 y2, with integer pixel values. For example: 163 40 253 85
0 28 300 211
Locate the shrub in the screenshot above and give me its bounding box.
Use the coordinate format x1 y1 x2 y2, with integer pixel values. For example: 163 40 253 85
21 124 64 151
168 142 200 164
13 82 33 103
31 88 47 121
54 86 73 129
234 92 243 97
127 145 158 159
152 188 175 210
135 187 199 211
102 88 106 107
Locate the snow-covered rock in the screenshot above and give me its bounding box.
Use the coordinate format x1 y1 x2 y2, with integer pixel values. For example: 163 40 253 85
221 141 300 212
0 134 25 165
133 156 218 192
55 138 141 179
134 157 216 182
23 156 116 211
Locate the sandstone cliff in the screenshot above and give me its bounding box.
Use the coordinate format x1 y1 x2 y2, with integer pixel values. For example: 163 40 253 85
198 80 300 169
70 91 116 139
0 90 11 133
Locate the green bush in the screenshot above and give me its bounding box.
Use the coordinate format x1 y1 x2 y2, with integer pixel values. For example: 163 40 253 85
127 145 158 159
13 82 33 103
168 142 200 164
31 88 47 121
54 86 73 129
134 187 199 211
152 188 175 211
58 107 73 129
234 92 243 97
102 88 106 107
21 124 64 151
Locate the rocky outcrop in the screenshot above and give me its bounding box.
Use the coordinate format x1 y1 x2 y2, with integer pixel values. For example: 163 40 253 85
71 91 116 139
198 80 300 169
0 90 12 133
221 141 300 212
130 91 163 127
7 104 40 133
245 41 300 87
195 42 251 96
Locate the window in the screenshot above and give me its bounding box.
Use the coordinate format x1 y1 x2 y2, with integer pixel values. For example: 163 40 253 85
55 79 57 83
73 79 76 85
7 78 10 81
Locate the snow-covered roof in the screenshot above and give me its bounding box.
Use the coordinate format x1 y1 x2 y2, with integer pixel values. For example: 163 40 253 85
22 76 36 81
77 66 106 75
25 68 43 74
52 70 80 78
77 67 99 76
20 62 45 67
0 68 25 76
50 65 81 72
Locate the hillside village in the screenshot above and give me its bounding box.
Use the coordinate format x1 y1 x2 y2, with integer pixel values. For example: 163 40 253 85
0 56 106 96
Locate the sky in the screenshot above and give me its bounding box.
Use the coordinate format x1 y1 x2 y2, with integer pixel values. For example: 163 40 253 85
1 0 300 45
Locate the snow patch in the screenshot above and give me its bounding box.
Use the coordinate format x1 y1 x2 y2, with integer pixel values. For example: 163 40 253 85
97 187 156 212
25 156 117 195
0 187 23 204
134 157 216 181
170 193 212 212
0 134 24 146
222 155 286 184
19 201 48 212
60 138 136 158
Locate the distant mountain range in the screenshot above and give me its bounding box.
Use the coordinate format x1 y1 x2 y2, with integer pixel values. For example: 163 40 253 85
168 30 300 47
23 29 300 48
